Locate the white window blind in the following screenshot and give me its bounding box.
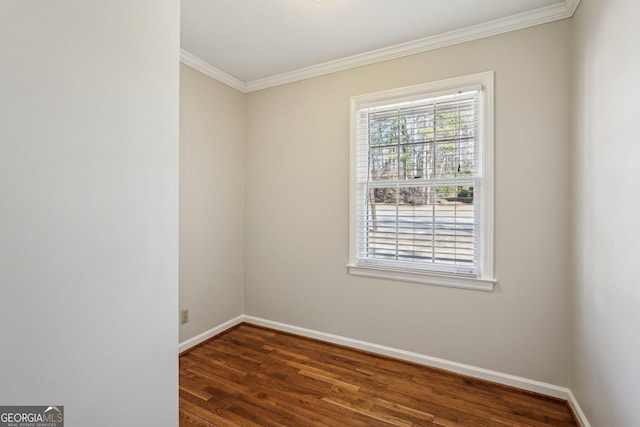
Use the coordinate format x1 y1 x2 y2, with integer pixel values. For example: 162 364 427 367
350 74 494 286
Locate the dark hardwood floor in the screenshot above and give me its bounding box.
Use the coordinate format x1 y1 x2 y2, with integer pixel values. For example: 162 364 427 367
179 324 577 426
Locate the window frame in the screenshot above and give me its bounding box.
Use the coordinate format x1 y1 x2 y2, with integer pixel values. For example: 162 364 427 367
348 72 496 291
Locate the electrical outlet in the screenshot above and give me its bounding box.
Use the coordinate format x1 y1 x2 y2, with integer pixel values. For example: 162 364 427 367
180 309 189 325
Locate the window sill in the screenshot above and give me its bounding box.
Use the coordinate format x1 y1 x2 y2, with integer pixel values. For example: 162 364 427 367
346 264 496 292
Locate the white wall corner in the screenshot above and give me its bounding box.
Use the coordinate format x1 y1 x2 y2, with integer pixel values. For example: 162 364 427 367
567 390 592 427
564 0 581 16
178 315 244 353
180 50 246 93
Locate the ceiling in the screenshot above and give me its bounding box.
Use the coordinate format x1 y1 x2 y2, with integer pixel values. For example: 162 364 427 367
181 0 579 91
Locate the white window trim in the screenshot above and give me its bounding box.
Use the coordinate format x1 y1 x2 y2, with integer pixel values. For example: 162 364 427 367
347 71 496 292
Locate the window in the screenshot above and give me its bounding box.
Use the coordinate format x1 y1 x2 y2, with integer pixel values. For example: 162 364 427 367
348 72 495 291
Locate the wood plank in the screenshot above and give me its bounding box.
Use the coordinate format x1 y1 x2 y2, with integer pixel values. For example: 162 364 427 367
179 323 577 427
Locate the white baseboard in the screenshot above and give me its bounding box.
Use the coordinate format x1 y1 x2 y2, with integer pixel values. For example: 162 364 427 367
567 389 592 427
179 314 590 427
178 315 244 353
244 315 569 399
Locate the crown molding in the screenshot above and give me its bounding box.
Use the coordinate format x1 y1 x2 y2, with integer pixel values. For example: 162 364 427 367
564 0 581 16
180 50 246 92
182 0 580 93
245 1 574 92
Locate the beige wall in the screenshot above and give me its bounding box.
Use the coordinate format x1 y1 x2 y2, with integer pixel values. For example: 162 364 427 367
0 1 179 424
179 64 245 342
571 0 640 425
245 21 572 385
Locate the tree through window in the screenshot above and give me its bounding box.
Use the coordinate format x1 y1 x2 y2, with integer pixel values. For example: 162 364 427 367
349 73 495 289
